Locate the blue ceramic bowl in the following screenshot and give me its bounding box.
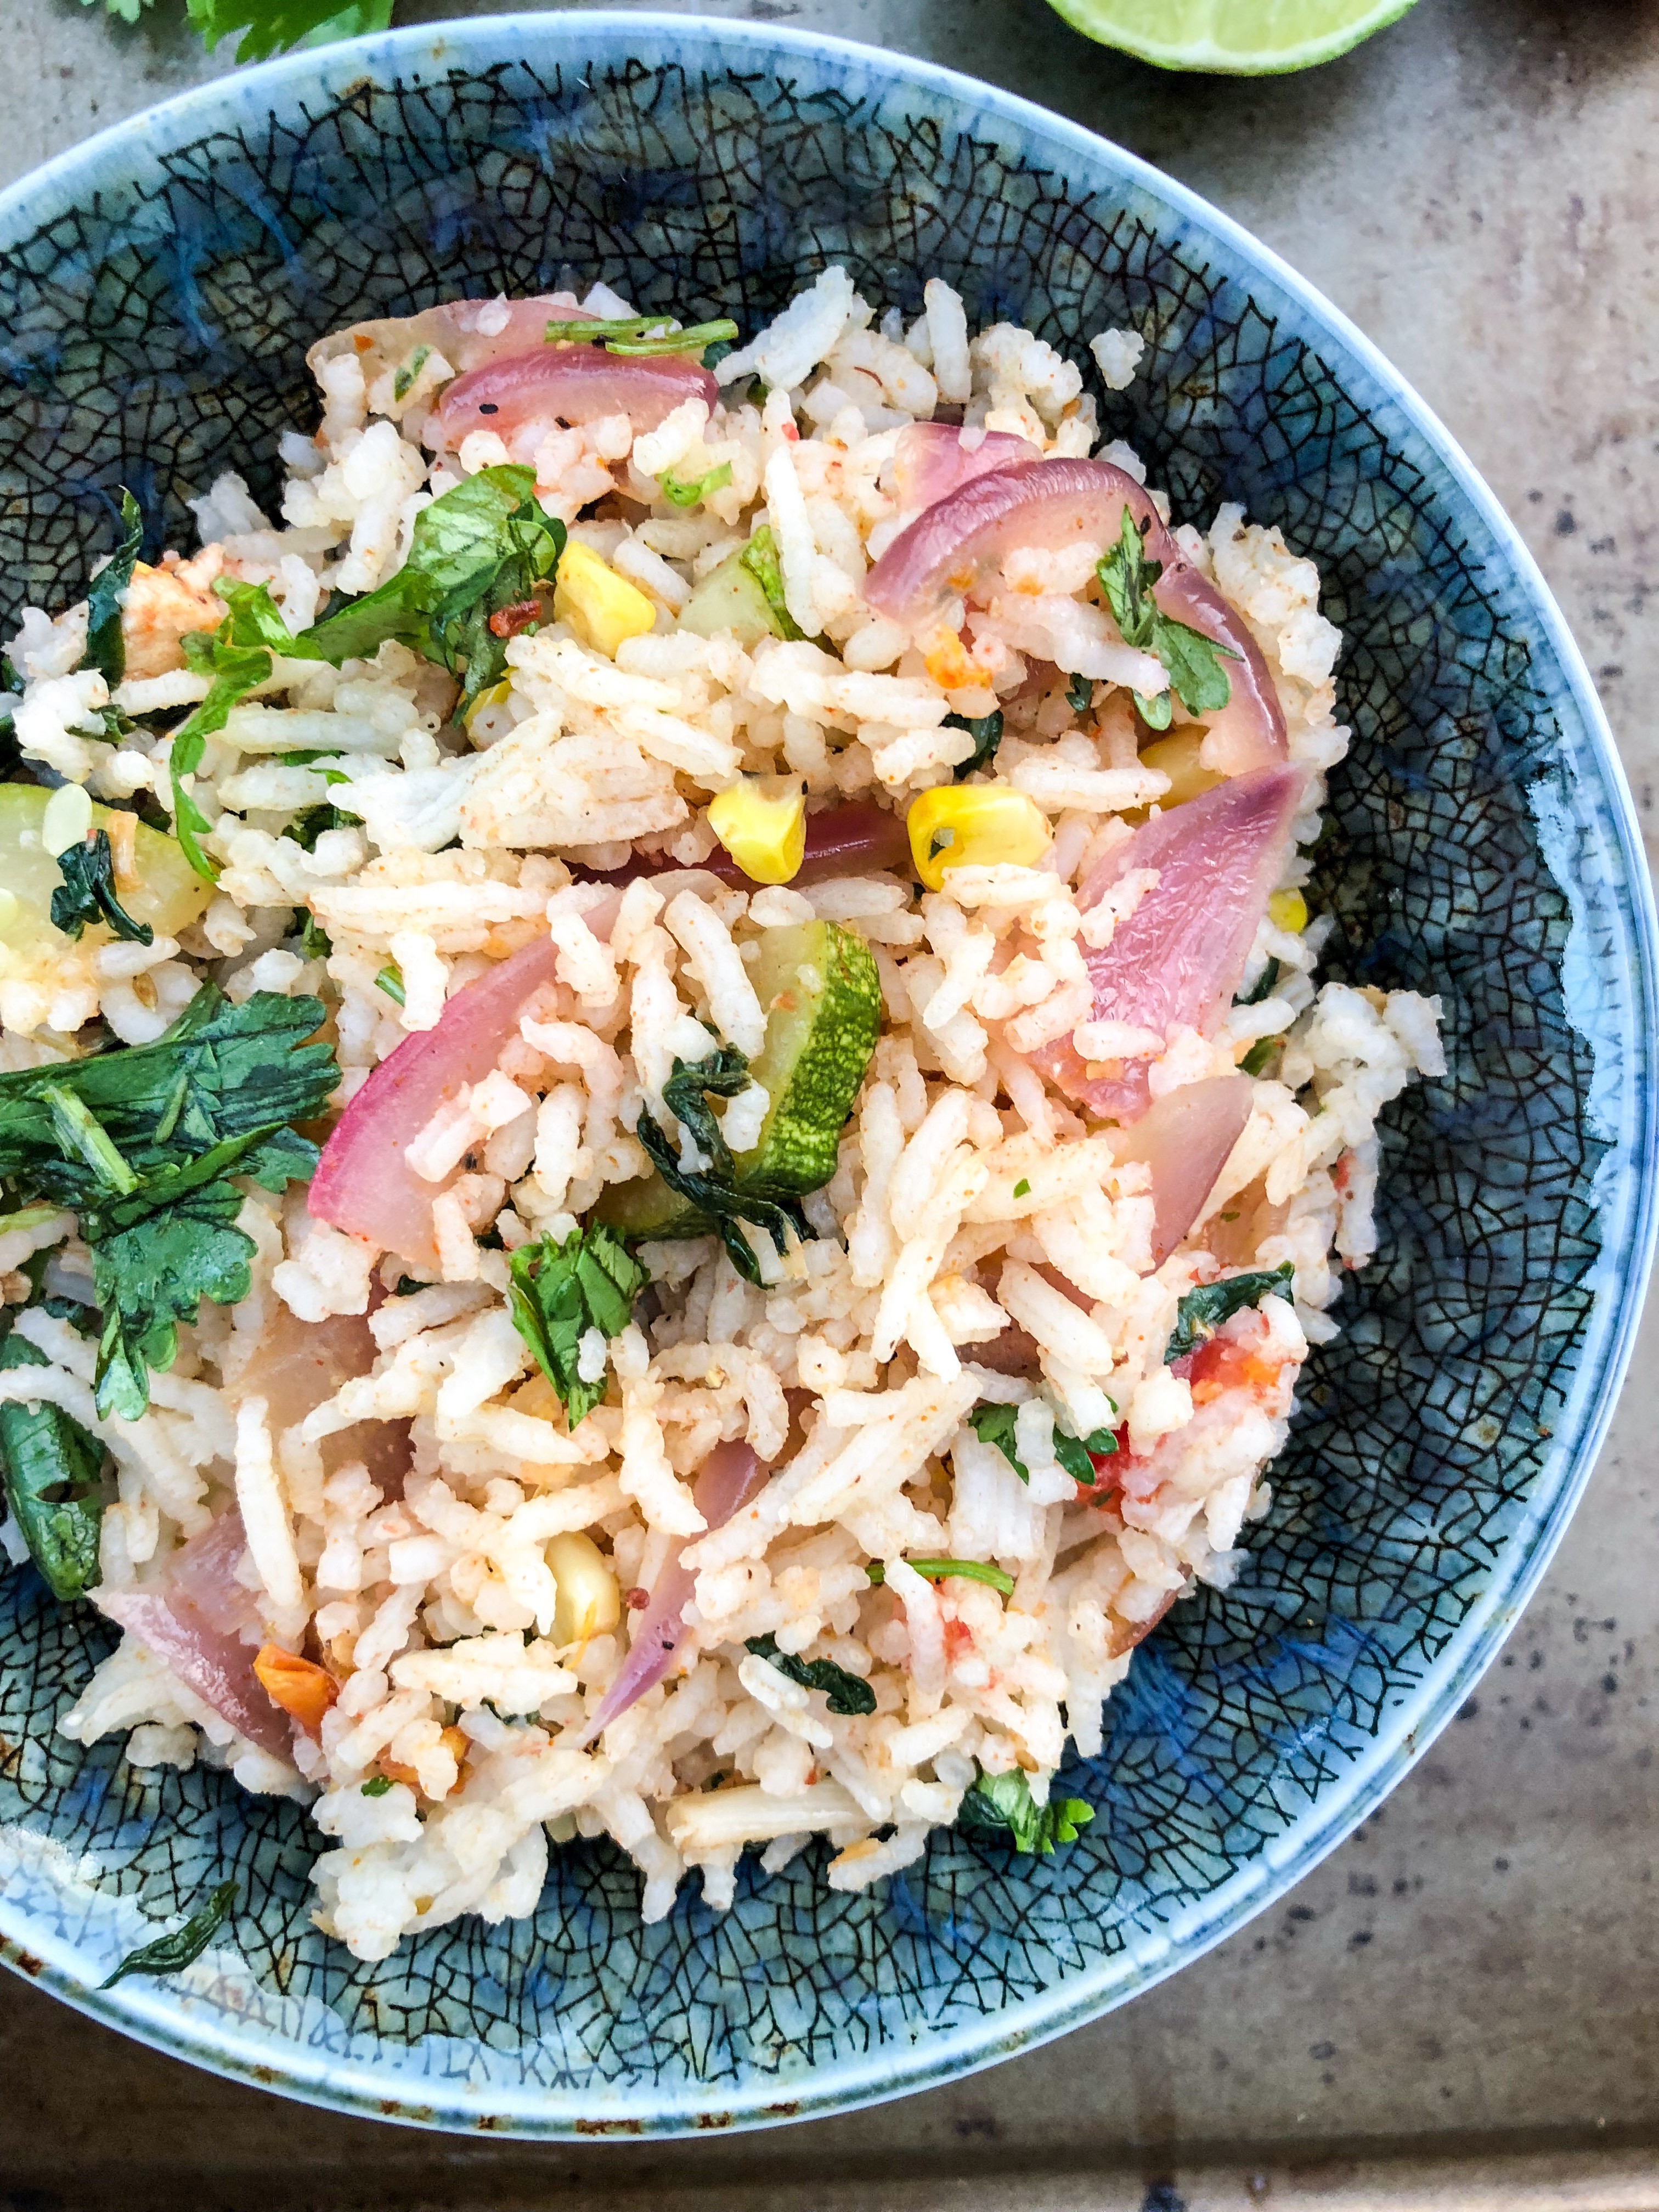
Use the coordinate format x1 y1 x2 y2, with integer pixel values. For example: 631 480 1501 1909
1 12 1654 2138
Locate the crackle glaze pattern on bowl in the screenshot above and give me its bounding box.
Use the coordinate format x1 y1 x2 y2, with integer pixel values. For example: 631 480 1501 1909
0 13 1654 2138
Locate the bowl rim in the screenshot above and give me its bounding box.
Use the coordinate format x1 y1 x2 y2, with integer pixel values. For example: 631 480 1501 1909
1 6 1655 2141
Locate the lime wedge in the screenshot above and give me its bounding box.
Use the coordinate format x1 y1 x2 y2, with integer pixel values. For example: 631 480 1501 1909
1044 0 1419 72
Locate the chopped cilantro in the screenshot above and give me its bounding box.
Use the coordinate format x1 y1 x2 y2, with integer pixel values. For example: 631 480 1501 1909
548 314 739 362
296 911 332 962
946 708 1005 780
1096 509 1238 720
1165 1262 1295 1364
1235 957 1281 1008
969 1401 1116 1487
1065 672 1093 714
744 1633 876 1717
660 461 734 508
0 1327 105 1602
99 1878 236 1988
360 1775 393 1798
0 985 337 1419
375 963 405 1006
1240 1037 1280 1078
957 1769 1094 1856
83 489 144 687
300 464 565 713
506 1222 646 1429
50 830 154 946
1013 1177 1031 1199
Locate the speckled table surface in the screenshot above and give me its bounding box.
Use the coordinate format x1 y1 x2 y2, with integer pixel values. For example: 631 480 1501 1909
1 1 1656 2204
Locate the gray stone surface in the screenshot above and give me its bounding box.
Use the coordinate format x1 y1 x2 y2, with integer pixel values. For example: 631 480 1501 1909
1 0 1655 2197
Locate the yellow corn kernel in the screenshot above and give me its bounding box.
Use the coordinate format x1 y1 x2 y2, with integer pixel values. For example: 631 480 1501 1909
552 540 656 658
707 776 808 884
1137 725 1224 811
906 784 1051 891
1268 888 1308 934
545 1532 621 1647
461 677 511 730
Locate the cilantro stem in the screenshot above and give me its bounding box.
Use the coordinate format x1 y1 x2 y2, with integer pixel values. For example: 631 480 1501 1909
39 1085 138 1196
866 1558 1015 1597
375 963 406 1007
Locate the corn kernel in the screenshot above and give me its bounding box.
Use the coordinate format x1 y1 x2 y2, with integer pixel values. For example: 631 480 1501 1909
461 677 511 729
552 540 656 658
1137 726 1224 811
707 776 808 884
906 784 1051 891
1268 888 1308 934
546 1532 621 1647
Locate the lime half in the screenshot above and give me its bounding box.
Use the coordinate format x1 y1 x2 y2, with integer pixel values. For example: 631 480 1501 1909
1045 0 1420 72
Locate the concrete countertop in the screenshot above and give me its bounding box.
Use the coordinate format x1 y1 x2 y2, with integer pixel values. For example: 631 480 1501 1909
1 1 1655 2202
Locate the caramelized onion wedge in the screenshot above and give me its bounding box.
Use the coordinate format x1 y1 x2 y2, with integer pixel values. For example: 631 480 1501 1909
97 1588 294 1760
1109 1075 1254 1266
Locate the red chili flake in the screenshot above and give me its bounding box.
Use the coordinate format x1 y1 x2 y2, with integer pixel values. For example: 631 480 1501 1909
487 599 541 639
624 1586 650 1611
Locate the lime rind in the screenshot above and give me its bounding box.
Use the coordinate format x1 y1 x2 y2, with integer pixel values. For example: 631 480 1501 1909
1044 0 1419 74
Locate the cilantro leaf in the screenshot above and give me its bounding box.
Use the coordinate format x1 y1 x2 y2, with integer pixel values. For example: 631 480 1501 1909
956 1768 1094 1856
83 489 144 687
506 1222 646 1429
1065 672 1093 714
0 1328 105 1602
1165 1262 1295 1364
169 581 318 884
946 708 1005 780
301 464 566 712
661 460 734 508
392 346 432 403
744 1633 876 1717
968 1401 1116 1487
635 1047 814 1286
1240 1037 1280 1078
0 987 337 1418
1096 510 1238 720
1235 956 1281 1008
50 830 154 946
182 0 391 61
100 1880 236 1989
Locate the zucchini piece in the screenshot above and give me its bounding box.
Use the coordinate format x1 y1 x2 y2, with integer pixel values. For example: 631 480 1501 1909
600 919 881 1239
0 1330 104 1601
676 547 778 647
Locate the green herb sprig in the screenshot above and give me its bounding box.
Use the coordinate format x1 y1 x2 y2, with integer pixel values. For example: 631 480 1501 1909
744 1633 876 1717
946 709 1005 780
301 464 565 714
1096 509 1238 725
865 1558 1015 1598
83 489 144 688
968 1401 1117 1487
506 1222 646 1429
1165 1262 1296 1364
661 461 735 509
0 1328 105 1602
957 1769 1094 1857
546 314 739 362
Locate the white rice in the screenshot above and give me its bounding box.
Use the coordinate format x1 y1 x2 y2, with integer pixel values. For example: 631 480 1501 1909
0 268 1444 1962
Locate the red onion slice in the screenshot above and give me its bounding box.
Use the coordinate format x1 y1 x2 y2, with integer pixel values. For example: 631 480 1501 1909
307 297 591 390
864 456 1286 772
1032 763 1306 1121
578 1440 770 1747
1108 1074 1254 1265
97 1587 293 1760
310 924 607 1272
889 422 1041 512
433 345 719 452
162 1506 261 1641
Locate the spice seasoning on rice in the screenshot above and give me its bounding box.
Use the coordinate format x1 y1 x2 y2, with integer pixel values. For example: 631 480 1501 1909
0 273 1443 1960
